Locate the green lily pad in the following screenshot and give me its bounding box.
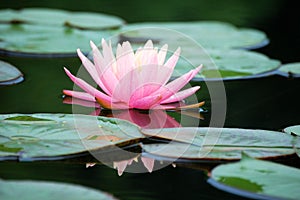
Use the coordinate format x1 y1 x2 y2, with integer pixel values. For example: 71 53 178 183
0 60 23 85
174 48 280 80
284 125 300 137
142 127 298 160
0 8 124 30
0 24 113 55
283 125 300 157
120 21 268 49
278 62 300 77
0 114 143 161
208 154 300 200
64 12 124 30
0 9 19 23
0 179 117 200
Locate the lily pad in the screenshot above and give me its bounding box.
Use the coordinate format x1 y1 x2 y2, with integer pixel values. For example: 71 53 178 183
278 62 300 78
142 127 298 160
0 8 124 30
208 154 300 200
0 60 23 85
283 125 300 157
0 179 117 200
284 125 300 136
64 12 124 30
174 48 280 80
0 114 143 161
0 24 114 55
120 21 268 49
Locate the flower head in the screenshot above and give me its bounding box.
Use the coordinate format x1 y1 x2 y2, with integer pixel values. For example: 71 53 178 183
63 39 202 110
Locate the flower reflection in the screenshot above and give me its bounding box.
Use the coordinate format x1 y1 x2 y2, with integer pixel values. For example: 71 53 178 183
113 156 155 176
64 96 204 128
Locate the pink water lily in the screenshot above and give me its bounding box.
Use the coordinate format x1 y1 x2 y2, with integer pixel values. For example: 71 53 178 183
63 39 202 110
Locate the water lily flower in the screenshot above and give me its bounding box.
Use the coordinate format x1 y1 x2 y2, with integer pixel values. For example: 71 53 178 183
63 39 202 110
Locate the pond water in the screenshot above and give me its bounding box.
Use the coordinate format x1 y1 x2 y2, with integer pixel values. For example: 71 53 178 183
1 1 300 200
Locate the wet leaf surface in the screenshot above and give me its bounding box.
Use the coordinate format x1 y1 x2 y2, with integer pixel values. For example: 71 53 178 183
0 114 144 161
0 60 23 85
120 21 268 49
208 154 300 200
0 179 117 200
278 62 300 78
142 127 298 160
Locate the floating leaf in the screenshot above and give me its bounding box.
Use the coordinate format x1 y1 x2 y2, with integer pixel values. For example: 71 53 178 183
0 179 117 200
120 21 268 49
0 114 144 161
278 62 300 78
0 24 114 55
283 125 300 157
0 60 23 85
64 12 124 30
142 127 298 160
208 154 300 200
174 48 280 80
0 8 124 56
0 8 124 29
284 125 300 136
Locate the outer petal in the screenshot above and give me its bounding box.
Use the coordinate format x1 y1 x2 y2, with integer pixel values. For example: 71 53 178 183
77 48 112 95
64 67 112 108
161 86 200 104
157 44 168 65
90 41 118 95
155 65 202 102
164 47 181 69
63 90 96 102
63 96 100 108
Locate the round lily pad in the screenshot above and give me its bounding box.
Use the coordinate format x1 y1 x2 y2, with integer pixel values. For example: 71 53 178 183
65 12 125 30
142 127 298 160
208 154 300 200
283 125 300 136
0 9 19 23
0 8 125 30
278 62 300 78
0 179 117 200
174 48 280 80
0 24 114 56
0 114 144 161
120 21 268 49
0 60 23 85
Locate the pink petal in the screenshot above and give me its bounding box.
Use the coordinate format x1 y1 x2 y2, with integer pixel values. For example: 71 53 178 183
90 41 118 95
112 65 172 103
141 157 155 173
115 41 136 80
130 94 162 109
135 40 158 66
144 40 154 49
161 86 200 104
64 67 112 108
164 47 181 69
77 49 101 88
63 90 96 102
156 65 202 102
113 160 128 176
158 44 168 65
63 96 100 108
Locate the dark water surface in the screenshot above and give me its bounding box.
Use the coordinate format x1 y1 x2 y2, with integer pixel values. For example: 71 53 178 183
1 1 300 199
